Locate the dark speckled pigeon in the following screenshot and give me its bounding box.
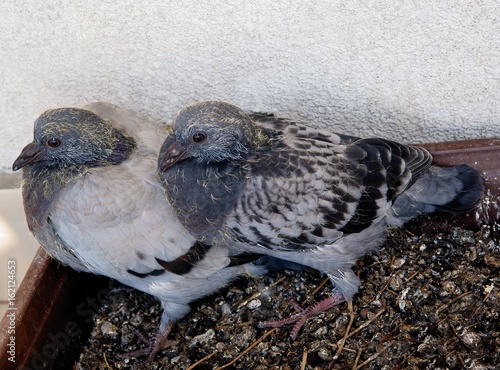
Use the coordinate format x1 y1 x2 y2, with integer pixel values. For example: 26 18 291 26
12 102 265 362
158 100 484 339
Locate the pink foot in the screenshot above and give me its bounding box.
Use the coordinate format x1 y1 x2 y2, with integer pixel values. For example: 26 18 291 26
119 323 177 364
259 290 345 339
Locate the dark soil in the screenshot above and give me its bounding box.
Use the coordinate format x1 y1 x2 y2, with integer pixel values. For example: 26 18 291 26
77 222 499 370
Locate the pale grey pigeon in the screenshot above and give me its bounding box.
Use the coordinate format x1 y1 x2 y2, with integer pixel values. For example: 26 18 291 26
158 100 484 339
12 102 264 362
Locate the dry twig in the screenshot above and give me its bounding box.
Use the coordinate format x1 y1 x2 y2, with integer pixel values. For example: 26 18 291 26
237 276 286 308
102 353 113 370
345 307 386 340
215 328 277 369
300 350 308 370
333 300 355 361
352 347 363 370
311 276 331 297
436 291 472 313
186 349 218 370
355 343 391 369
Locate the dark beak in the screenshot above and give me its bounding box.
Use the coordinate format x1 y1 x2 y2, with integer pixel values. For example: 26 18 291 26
159 142 188 172
12 142 42 171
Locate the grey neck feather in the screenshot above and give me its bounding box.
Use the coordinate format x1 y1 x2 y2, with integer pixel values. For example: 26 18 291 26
162 157 249 243
21 164 87 235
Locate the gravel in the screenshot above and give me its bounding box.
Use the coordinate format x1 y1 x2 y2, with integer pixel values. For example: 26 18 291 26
77 221 499 370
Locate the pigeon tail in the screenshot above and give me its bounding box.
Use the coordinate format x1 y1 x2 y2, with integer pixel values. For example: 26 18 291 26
389 164 484 225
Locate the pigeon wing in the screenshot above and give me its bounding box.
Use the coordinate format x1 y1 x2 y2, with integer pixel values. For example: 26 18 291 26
227 119 433 252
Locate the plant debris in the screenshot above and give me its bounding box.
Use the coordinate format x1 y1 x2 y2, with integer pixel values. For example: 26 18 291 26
77 223 499 369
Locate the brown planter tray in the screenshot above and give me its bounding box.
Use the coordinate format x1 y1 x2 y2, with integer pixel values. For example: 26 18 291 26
0 249 109 369
1 138 499 369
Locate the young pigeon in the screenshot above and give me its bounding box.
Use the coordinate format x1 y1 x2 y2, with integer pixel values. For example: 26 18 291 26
158 100 484 339
12 102 264 361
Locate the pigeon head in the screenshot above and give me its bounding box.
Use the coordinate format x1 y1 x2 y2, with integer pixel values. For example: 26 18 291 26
13 107 136 171
159 101 258 171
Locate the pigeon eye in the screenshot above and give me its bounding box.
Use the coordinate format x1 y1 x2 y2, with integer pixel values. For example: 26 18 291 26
47 138 62 148
192 132 206 144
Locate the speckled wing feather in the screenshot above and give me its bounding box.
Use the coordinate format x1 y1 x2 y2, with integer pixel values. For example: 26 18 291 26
226 115 433 251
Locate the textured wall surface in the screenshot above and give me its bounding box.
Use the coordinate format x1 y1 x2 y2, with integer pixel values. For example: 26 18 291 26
1 0 499 171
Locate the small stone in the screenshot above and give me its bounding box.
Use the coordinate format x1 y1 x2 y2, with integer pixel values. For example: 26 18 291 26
440 281 461 297
389 275 404 291
233 327 255 347
256 341 269 352
359 307 370 319
170 356 182 365
100 321 118 337
392 257 406 268
317 347 333 361
313 325 328 337
219 302 232 316
247 299 262 310
215 342 227 351
461 330 482 348
397 288 411 312
130 313 143 326
189 329 215 347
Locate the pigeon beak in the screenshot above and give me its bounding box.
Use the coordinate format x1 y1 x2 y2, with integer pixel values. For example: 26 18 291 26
12 142 43 171
160 142 188 172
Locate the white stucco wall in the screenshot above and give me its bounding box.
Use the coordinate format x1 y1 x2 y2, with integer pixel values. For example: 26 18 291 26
1 1 499 171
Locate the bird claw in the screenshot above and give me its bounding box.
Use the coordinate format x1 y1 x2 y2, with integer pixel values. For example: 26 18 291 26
118 324 177 365
258 291 346 339
290 298 305 313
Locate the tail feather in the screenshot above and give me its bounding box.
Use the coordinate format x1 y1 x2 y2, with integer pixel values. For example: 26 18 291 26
432 164 484 212
389 164 484 226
